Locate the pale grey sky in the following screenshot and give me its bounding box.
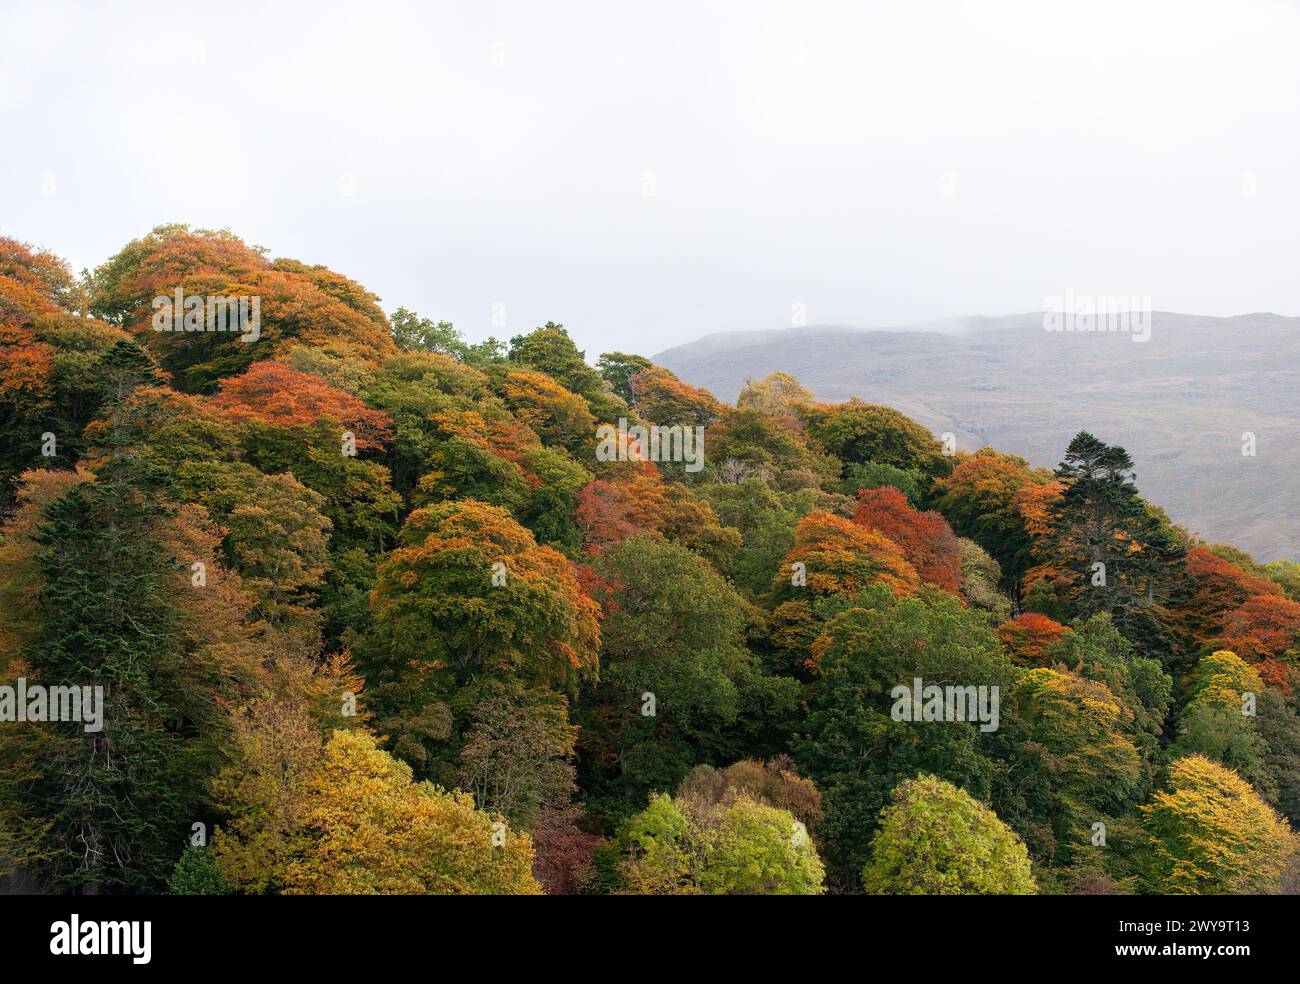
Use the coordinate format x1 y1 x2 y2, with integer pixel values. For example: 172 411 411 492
3 0 1299 357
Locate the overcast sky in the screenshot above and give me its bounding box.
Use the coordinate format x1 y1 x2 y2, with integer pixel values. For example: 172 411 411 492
4 0 1299 357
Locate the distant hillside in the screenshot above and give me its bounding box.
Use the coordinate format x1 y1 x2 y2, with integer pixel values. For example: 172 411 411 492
655 313 1300 563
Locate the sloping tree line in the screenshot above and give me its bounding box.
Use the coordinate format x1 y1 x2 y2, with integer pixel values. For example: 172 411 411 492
1 227 1297 895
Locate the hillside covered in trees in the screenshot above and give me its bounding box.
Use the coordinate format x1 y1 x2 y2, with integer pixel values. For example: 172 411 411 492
654 314 1300 564
2 225 1299 895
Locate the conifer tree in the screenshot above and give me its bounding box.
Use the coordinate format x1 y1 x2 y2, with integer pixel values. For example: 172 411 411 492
23 341 191 891
1040 432 1188 657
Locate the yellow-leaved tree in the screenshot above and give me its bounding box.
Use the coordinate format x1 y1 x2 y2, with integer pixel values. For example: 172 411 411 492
281 730 541 895
1137 754 1295 894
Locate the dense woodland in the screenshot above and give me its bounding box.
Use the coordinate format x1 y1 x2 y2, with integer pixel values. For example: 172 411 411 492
2 225 1299 895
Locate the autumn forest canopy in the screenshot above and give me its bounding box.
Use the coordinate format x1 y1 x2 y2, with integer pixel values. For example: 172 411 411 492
2 225 1299 896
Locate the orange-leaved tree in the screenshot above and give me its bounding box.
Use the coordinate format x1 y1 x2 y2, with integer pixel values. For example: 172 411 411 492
769 510 920 672
1167 546 1284 653
775 510 920 602
86 225 397 391
996 613 1071 666
1217 594 1300 662
211 360 393 450
852 486 963 592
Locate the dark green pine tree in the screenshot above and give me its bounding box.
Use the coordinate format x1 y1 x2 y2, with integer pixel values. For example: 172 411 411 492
24 341 189 893
1043 432 1187 659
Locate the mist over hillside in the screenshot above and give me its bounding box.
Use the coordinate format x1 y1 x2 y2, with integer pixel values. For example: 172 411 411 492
655 312 1300 562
